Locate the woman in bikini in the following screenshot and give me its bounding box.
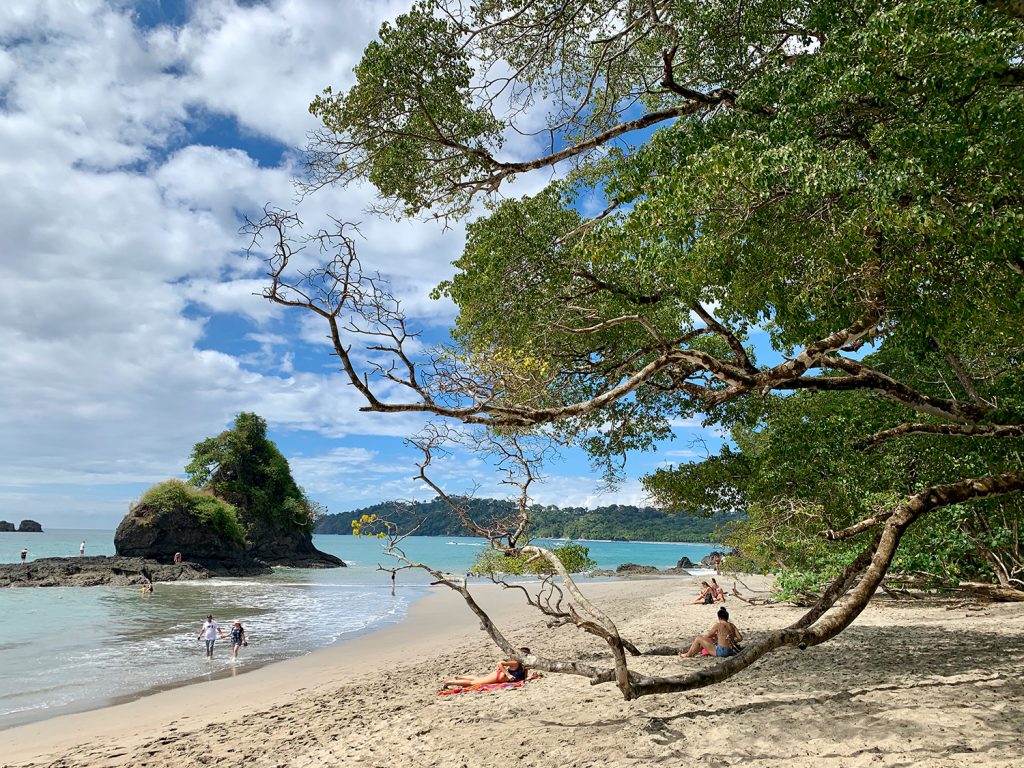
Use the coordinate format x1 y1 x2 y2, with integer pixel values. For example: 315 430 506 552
691 581 714 604
442 647 531 689
710 578 726 603
679 607 743 658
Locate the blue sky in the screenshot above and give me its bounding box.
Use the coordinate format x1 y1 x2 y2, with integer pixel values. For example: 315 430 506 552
0 0 733 529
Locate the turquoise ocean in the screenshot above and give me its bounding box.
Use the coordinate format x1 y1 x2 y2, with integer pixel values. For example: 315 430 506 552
0 529 717 729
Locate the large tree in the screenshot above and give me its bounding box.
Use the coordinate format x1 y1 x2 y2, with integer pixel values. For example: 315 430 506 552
248 0 1024 699
186 412 320 534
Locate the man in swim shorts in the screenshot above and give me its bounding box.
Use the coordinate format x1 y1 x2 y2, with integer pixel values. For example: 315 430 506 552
678 607 743 658
197 614 221 658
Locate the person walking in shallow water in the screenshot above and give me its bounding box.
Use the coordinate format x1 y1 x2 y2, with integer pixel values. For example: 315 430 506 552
197 615 221 659
79 540 85 556
229 621 247 660
20 547 27 563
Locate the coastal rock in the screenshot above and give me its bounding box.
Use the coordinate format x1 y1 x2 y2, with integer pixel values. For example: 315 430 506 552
0 521 15 532
615 563 660 575
243 515 345 568
675 556 696 569
0 556 210 588
699 549 736 568
115 503 268 575
17 520 43 533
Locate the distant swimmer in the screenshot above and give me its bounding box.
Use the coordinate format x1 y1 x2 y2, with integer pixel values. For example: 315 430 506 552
79 540 85 556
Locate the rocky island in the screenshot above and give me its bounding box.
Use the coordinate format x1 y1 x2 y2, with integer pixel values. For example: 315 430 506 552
0 519 44 532
116 413 344 572
3 413 344 588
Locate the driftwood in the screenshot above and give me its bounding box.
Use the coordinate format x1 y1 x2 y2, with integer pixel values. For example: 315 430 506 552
731 583 774 606
956 582 1024 602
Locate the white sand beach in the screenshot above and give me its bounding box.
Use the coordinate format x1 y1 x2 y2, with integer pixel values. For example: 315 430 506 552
3 576 1023 768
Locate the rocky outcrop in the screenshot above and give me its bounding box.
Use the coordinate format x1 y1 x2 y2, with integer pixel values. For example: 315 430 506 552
17 520 43 532
615 563 661 575
242 516 345 568
592 555 726 577
699 550 736 568
0 556 211 588
0 521 15 532
115 504 269 576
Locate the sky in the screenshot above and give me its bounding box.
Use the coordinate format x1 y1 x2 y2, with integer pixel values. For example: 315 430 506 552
0 0 728 529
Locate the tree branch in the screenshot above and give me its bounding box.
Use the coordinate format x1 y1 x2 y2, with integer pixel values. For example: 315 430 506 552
864 422 1024 446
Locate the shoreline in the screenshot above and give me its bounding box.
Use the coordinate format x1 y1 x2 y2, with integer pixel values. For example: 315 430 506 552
0 583 429 731
5 575 1023 767
0 578 578 764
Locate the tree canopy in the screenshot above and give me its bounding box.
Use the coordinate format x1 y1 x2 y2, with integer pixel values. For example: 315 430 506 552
186 412 321 533
249 0 1024 699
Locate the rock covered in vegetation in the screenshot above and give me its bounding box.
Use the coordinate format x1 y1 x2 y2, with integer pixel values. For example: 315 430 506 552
0 556 209 587
185 413 343 568
0 521 15 532
115 480 268 575
17 520 43 532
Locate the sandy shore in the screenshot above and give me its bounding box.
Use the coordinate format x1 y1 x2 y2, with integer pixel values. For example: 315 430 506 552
3 575 1023 767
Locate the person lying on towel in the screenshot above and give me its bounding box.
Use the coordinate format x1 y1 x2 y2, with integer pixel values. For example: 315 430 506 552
442 647 530 690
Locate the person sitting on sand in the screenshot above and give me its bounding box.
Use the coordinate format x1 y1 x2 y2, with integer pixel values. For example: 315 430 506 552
679 607 743 658
691 581 714 604
710 578 726 603
442 647 531 689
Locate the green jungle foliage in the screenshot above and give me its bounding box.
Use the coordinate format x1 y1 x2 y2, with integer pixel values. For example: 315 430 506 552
316 496 739 542
136 479 244 545
471 542 598 576
186 412 320 533
647 384 1024 600
303 0 1024 597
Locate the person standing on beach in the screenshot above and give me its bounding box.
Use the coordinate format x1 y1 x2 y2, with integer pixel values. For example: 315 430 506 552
20 547 27 562
228 621 247 660
79 540 85 556
198 615 221 659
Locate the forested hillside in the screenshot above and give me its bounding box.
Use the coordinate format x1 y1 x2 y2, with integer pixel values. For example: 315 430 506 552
315 497 739 542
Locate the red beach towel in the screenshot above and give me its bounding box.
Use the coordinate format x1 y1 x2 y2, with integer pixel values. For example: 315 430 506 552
438 679 534 695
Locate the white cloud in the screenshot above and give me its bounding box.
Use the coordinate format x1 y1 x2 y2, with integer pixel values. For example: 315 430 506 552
0 0 683 531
